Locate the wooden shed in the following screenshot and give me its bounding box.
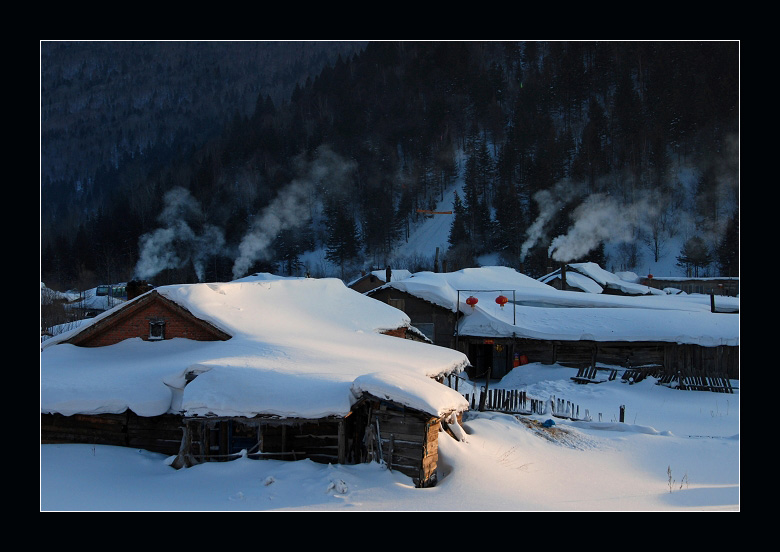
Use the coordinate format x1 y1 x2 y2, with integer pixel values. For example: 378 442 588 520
170 391 449 487
40 393 453 488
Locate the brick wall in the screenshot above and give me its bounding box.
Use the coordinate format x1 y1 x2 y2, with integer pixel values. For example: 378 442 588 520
80 300 224 347
380 327 408 339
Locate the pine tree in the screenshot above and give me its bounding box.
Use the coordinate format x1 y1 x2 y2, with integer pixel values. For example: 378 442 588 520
448 191 469 246
676 236 712 277
462 139 494 251
717 211 739 277
324 196 361 278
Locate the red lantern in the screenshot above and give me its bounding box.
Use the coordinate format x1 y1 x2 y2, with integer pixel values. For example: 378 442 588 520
495 295 508 308
466 296 478 308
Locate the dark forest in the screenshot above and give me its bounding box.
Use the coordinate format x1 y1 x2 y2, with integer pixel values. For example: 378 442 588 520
40 41 739 291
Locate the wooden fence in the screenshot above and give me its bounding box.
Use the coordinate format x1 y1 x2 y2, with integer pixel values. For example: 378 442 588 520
460 388 590 421
443 365 736 425
445 373 589 421
654 371 735 393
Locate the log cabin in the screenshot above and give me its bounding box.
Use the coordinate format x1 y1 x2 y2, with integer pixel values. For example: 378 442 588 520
41 274 469 487
367 266 739 381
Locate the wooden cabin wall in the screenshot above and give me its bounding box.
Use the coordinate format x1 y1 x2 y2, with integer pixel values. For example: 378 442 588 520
41 411 184 455
367 399 440 488
597 344 666 368
179 417 347 465
369 289 457 349
665 344 739 380
509 338 738 380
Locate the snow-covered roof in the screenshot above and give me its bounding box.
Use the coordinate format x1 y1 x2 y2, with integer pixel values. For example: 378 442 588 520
41 275 469 420
539 262 665 296
378 266 551 312
377 266 739 347
347 268 412 287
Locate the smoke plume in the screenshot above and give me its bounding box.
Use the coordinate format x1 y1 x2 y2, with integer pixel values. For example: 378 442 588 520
231 146 356 280
520 179 586 261
135 187 225 281
547 193 659 262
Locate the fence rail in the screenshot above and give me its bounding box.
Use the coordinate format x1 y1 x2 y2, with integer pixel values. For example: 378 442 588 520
455 381 590 422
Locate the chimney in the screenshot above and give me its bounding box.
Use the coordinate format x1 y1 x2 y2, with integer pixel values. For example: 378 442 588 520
127 279 152 300
561 264 567 291
386 265 392 283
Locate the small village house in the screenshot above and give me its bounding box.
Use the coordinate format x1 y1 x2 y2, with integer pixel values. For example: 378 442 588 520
41 275 469 487
368 266 739 381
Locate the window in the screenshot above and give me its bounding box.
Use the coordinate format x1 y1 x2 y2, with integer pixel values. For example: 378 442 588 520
415 322 435 342
388 298 405 311
149 320 166 340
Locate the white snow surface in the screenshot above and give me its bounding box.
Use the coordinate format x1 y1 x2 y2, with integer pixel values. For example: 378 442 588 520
347 268 412 287
541 262 665 296
41 275 469 420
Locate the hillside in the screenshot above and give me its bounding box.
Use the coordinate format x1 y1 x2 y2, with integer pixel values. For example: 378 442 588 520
40 41 740 291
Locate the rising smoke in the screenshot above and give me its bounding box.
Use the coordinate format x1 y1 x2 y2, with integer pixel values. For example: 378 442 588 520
520 179 587 261
134 147 357 283
547 192 660 262
519 177 670 265
231 146 356 280
135 187 226 282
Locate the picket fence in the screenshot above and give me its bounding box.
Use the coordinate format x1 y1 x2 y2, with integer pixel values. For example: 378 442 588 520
445 375 590 421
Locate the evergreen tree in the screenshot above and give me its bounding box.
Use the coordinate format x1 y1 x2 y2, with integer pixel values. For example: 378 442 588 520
462 137 494 251
492 143 524 263
717 211 739 277
676 236 712 277
275 227 308 276
324 196 361 278
448 191 469 246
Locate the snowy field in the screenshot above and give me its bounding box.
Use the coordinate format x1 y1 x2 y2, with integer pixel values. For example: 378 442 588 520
40 363 739 511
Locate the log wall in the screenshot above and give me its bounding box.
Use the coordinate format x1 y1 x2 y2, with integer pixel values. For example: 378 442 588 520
177 416 347 466
368 399 440 488
41 411 184 455
509 338 738 379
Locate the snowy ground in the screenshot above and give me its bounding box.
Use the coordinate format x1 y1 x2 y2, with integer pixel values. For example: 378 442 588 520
40 363 739 511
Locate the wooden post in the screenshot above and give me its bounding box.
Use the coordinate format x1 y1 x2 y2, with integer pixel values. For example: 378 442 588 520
619 405 625 423
479 367 491 411
338 419 346 464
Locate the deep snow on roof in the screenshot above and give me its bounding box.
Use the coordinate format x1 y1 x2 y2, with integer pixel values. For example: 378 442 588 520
41 276 469 419
347 268 412 287
380 266 739 346
383 266 551 312
539 262 665 295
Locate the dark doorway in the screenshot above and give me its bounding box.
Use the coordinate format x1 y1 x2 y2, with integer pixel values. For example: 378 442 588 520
468 342 510 380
